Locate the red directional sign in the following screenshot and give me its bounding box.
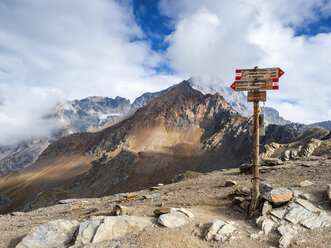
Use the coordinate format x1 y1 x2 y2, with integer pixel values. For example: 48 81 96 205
230 79 279 91
235 67 284 81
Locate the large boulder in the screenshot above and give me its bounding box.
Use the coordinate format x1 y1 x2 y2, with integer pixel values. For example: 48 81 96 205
264 188 293 206
158 212 189 228
92 216 154 243
16 219 79 248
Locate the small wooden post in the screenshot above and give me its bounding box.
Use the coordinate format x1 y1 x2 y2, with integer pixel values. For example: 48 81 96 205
249 99 260 215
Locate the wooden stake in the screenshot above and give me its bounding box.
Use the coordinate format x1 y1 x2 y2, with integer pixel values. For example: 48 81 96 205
249 99 260 215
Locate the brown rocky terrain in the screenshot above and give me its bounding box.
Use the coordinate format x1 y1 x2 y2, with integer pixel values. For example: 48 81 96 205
0 137 330 248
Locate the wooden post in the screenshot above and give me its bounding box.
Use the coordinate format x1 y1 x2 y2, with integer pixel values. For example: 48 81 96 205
249 99 260 215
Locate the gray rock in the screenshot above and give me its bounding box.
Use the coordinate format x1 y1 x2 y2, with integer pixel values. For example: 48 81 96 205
16 219 79 248
214 222 237 242
205 219 226 241
260 182 273 194
300 193 319 203
270 208 287 220
299 180 314 187
278 224 297 248
261 158 283 166
143 193 161 200
74 216 104 246
59 199 79 204
299 139 321 157
158 212 189 228
265 188 293 206
295 198 321 212
204 219 237 242
225 179 237 187
92 216 153 243
257 216 275 235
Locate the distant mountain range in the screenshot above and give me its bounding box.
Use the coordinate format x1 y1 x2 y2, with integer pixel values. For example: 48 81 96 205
0 76 328 175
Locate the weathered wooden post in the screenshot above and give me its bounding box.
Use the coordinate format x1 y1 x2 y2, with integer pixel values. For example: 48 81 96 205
230 67 284 215
249 99 260 214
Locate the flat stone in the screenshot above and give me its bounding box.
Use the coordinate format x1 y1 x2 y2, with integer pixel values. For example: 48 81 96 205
11 211 25 216
300 161 320 167
300 211 331 229
16 219 79 248
295 198 321 212
301 193 319 203
299 180 314 187
270 208 287 220
59 199 79 204
265 188 293 206
261 158 283 166
158 212 189 228
225 179 237 187
284 203 312 225
143 193 161 200
92 216 153 243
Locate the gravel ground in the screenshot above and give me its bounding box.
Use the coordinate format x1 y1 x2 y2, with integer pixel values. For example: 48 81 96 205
0 155 330 248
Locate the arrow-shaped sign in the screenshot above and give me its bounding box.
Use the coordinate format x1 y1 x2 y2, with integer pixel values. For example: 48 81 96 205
235 67 284 81
230 79 279 91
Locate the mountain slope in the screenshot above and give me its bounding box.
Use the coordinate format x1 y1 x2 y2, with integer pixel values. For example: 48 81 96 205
0 89 169 175
0 81 251 213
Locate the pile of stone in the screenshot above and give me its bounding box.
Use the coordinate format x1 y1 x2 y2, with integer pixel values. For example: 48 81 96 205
231 182 331 248
240 158 289 174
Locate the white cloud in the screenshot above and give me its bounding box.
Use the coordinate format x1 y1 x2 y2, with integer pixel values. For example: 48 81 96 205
0 0 182 146
160 0 331 123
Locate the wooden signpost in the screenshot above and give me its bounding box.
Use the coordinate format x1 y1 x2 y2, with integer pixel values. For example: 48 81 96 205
231 66 284 215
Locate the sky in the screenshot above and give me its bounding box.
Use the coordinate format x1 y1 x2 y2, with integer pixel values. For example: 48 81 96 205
0 0 331 146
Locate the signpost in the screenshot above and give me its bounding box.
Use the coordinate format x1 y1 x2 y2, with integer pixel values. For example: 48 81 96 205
231 66 284 215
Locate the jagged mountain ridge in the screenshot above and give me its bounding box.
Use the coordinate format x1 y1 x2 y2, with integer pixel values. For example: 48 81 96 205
0 89 168 175
0 81 253 213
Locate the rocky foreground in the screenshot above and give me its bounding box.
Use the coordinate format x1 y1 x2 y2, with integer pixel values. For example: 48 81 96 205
0 151 330 248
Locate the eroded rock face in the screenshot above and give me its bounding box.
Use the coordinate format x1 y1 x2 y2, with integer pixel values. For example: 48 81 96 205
16 219 79 248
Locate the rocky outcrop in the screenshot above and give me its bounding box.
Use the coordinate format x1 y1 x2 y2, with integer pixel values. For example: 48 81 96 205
16 219 79 248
